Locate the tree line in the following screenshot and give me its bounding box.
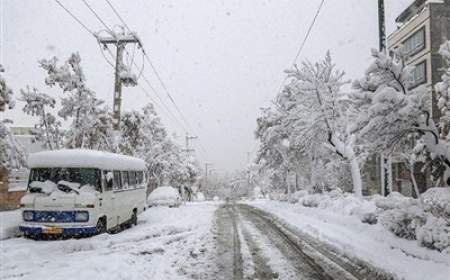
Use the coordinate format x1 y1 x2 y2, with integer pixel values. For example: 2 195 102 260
0 53 199 188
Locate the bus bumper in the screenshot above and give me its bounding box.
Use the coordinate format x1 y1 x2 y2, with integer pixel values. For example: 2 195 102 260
19 225 97 236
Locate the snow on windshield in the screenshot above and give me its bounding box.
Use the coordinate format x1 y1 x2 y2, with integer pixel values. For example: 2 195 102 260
28 168 101 192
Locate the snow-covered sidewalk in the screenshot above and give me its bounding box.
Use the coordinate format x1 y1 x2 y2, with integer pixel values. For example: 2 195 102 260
0 202 219 280
246 200 450 280
0 209 21 240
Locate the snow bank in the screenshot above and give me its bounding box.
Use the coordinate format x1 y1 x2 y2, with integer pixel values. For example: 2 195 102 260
270 188 450 252
247 200 450 280
196 192 205 201
28 149 146 171
1 203 219 279
0 210 21 239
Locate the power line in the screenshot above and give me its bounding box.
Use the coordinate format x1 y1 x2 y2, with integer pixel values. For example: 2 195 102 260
104 0 132 32
102 0 194 131
101 46 188 132
292 0 325 65
53 0 188 134
54 0 95 36
80 0 192 133
103 0 210 158
81 0 112 33
276 0 326 95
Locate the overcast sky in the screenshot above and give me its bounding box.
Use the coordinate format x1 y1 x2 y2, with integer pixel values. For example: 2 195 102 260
1 0 412 173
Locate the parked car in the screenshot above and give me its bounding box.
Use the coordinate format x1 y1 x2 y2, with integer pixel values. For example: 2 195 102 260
147 186 181 208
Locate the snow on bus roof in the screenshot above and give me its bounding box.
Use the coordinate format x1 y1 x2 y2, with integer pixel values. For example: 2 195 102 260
28 149 146 171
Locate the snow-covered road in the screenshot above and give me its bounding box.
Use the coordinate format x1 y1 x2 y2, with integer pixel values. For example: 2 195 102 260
2 201 448 280
214 203 394 280
0 202 219 280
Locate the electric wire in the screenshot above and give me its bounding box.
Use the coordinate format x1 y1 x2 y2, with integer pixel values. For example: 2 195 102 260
276 0 326 95
53 0 188 134
103 0 210 159
54 0 95 36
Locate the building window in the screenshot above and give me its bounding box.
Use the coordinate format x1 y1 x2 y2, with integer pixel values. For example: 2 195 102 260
409 61 427 87
402 27 425 57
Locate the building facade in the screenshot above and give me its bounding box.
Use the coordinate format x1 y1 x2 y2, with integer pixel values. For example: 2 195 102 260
385 0 450 196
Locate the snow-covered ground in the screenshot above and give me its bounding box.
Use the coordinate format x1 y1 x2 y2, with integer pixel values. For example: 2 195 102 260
0 202 219 280
246 199 450 280
0 209 21 240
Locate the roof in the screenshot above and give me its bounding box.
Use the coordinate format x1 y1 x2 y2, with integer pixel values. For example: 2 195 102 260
395 0 445 23
28 149 146 171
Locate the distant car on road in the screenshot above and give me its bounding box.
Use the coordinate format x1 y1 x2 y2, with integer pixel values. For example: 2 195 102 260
147 186 181 208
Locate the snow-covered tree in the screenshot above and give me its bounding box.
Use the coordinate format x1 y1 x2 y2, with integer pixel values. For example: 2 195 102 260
279 52 364 195
0 64 14 112
353 48 450 185
39 53 109 149
118 103 200 189
0 64 26 169
19 87 63 150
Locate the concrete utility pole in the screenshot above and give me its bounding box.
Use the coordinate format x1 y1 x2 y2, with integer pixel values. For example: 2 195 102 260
183 133 198 153
97 32 141 130
378 0 391 196
182 133 198 200
204 163 212 193
378 0 386 52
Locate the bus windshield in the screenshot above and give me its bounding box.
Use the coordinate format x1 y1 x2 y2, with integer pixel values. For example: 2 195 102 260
28 168 101 191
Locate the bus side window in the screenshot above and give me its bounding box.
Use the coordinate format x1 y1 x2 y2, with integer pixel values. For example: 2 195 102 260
137 171 143 185
103 171 113 191
113 171 122 190
121 171 129 189
129 171 136 188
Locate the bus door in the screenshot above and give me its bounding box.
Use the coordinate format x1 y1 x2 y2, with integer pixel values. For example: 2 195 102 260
101 170 116 228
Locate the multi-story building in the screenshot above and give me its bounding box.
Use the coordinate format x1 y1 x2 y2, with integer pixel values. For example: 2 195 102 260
386 0 450 195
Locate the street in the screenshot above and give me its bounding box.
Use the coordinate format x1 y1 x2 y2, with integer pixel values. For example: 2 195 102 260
214 203 391 280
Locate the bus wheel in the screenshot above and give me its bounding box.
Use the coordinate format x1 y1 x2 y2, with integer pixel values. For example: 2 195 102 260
131 210 137 226
96 217 107 234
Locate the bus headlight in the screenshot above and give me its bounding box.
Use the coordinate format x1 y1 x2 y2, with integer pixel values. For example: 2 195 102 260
74 211 89 222
23 210 34 222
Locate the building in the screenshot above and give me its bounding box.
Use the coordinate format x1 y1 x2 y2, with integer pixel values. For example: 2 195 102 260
386 0 450 196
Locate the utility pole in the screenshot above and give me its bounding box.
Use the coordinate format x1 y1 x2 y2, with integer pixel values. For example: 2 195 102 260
378 0 386 52
204 163 212 194
183 133 197 153
182 133 197 201
97 31 141 130
378 0 391 196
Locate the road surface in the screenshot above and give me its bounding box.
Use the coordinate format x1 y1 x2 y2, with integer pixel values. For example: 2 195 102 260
213 203 392 280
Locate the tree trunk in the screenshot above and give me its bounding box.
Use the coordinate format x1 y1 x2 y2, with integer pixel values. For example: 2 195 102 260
409 164 424 208
350 157 363 197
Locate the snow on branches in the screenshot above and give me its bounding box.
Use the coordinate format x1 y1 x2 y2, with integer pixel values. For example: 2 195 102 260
0 64 15 112
39 53 110 149
0 64 26 170
20 87 63 150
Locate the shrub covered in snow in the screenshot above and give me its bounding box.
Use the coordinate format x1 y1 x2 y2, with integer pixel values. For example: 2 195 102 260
422 187 450 220
416 214 450 251
298 193 322 208
196 192 206 202
379 205 426 240
287 190 309 203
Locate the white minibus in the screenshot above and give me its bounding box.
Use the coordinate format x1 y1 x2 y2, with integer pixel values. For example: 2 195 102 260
19 149 147 237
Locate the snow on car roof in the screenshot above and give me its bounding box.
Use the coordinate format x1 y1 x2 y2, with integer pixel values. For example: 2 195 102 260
28 149 146 171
